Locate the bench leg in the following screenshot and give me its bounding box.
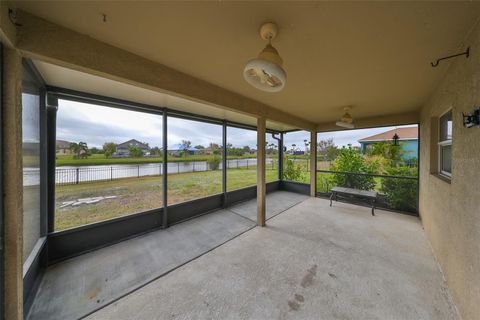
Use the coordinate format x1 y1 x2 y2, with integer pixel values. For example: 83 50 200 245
330 192 334 207
371 199 376 216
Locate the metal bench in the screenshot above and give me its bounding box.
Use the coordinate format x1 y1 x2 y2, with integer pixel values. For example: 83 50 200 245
329 187 378 216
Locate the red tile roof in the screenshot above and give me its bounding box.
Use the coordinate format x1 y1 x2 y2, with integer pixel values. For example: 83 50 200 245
358 127 418 142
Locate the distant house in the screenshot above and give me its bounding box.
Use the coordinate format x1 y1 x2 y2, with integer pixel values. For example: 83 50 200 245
115 139 151 157
358 127 418 160
56 140 72 155
167 143 199 157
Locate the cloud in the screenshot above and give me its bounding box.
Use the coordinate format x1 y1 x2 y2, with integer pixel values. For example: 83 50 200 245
56 99 416 151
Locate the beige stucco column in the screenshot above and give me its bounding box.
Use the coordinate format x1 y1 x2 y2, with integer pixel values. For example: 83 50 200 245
3 47 24 320
257 117 266 227
310 131 317 197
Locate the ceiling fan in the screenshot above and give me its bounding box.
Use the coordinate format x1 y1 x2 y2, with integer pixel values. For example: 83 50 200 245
336 107 355 129
244 22 286 93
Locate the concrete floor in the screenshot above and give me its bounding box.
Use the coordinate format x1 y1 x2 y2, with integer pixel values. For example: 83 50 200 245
87 197 459 320
27 191 308 320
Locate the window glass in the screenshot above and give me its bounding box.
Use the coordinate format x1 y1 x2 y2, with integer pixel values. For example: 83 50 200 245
439 110 452 176
440 144 452 174
266 133 279 182
55 100 163 231
227 127 257 191
167 117 222 204
440 110 452 141
22 88 41 262
283 131 311 183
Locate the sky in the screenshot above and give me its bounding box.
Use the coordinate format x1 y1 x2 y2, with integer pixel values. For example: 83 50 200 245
57 99 417 151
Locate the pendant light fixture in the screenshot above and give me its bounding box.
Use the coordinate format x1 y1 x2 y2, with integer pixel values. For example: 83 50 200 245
244 22 287 92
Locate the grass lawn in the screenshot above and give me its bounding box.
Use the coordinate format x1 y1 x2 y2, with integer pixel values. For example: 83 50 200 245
55 167 278 231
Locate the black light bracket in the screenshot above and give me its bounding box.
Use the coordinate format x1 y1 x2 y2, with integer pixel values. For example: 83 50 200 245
8 8 23 27
462 107 480 128
431 47 470 67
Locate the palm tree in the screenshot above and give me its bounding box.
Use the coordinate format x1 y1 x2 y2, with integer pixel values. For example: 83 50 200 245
181 140 192 158
304 139 310 155
70 142 89 159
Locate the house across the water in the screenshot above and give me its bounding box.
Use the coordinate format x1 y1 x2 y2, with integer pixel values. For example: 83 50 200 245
358 127 418 160
115 139 151 157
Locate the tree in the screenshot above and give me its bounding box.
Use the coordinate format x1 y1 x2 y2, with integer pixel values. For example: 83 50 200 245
150 146 161 156
330 145 379 190
283 159 303 182
181 140 192 158
128 146 144 158
103 142 117 158
303 139 310 155
209 143 222 155
318 138 339 161
267 143 277 155
242 145 251 154
380 166 418 212
367 142 405 165
70 141 89 159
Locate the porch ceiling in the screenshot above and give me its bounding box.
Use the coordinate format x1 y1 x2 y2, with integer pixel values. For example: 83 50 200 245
14 1 480 124
33 60 296 132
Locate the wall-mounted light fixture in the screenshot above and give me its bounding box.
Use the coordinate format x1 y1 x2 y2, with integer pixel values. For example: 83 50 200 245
462 107 480 128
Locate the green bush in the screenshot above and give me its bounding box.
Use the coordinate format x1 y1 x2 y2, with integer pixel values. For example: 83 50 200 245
207 156 221 170
317 173 334 192
330 146 379 190
283 159 303 182
380 166 418 212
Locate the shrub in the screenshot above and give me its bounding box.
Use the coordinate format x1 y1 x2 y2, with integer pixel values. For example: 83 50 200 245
207 156 221 170
283 159 303 182
317 173 334 192
380 166 418 212
330 145 379 190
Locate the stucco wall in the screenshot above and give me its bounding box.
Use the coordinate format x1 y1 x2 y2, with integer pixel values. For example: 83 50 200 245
419 19 480 320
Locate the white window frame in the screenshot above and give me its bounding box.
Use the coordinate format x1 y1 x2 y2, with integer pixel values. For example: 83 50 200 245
438 109 452 178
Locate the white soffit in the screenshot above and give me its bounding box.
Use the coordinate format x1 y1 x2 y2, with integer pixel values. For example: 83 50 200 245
33 60 297 132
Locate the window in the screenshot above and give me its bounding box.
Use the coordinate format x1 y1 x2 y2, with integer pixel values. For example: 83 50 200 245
22 64 43 264
266 133 280 182
438 110 452 177
283 130 311 183
167 116 222 204
227 126 257 191
55 100 163 231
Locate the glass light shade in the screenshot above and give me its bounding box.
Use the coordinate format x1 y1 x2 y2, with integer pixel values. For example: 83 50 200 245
244 58 286 92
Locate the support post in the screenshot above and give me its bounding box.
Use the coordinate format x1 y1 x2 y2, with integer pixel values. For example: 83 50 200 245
279 132 284 181
222 121 227 207
162 111 168 228
310 130 317 197
2 47 24 320
46 95 58 233
257 117 266 227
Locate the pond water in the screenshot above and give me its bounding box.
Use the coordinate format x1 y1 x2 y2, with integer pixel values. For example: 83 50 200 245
50 158 275 185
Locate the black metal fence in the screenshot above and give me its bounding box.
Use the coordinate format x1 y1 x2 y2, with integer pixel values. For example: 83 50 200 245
55 158 278 186
316 169 419 214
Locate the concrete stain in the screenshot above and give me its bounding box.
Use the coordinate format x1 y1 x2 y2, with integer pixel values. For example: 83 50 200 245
294 294 304 302
328 272 337 279
288 300 300 311
301 264 318 288
87 287 101 300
